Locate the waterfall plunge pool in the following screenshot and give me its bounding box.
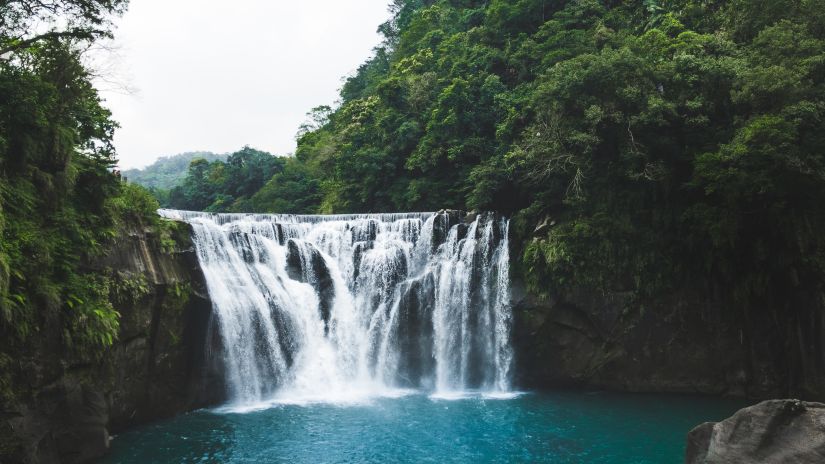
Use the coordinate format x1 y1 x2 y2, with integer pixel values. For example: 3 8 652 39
100 391 745 463
132 211 745 462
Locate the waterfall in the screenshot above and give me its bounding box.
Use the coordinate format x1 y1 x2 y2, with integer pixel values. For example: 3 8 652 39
159 209 513 405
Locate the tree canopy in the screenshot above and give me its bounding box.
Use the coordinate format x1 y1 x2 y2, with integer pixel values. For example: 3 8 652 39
122 151 226 191
0 0 128 56
0 0 170 400
164 0 825 333
165 146 287 212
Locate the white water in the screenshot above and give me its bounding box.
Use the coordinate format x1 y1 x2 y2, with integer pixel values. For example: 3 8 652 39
159 209 513 406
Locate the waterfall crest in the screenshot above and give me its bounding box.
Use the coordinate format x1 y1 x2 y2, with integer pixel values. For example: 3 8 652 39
160 209 513 405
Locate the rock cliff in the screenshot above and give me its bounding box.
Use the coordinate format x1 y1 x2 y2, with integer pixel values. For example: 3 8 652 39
511 282 825 400
0 220 223 464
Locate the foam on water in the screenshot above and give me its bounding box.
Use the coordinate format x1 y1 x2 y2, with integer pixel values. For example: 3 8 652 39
160 209 513 407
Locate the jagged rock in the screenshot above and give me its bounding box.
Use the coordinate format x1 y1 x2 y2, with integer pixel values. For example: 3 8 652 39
686 399 825 463
286 239 336 331
431 211 461 251
228 225 254 263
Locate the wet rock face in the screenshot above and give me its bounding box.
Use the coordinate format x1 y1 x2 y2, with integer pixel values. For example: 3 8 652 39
686 399 825 464
511 276 825 399
395 275 436 388
351 240 374 283
431 210 464 251
511 285 749 395
2 381 110 464
46 383 109 464
228 225 255 263
351 219 379 242
286 239 336 331
285 239 304 281
0 222 223 464
102 223 225 430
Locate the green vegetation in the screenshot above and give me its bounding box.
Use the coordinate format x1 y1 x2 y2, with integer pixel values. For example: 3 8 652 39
2 0 824 401
166 146 287 212
0 0 173 397
166 0 825 323
122 151 225 190
164 147 324 213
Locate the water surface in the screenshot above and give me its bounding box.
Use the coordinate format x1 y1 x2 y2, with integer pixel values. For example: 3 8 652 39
101 391 746 463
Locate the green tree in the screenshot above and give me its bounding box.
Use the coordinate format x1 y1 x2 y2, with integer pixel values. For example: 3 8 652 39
0 0 174 393
0 0 129 56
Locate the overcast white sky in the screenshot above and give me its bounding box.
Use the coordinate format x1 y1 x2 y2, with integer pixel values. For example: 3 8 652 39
99 1 391 169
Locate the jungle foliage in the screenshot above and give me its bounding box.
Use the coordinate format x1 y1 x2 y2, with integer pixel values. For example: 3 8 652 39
4 0 824 381
164 146 287 212
0 0 173 394
168 0 825 318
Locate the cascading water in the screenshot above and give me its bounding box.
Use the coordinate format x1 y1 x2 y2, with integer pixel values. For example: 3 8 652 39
159 209 513 406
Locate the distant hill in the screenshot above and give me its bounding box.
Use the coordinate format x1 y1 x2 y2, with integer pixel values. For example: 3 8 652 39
122 151 227 190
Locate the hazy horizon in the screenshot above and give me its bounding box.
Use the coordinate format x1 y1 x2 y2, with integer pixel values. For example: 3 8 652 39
98 0 391 169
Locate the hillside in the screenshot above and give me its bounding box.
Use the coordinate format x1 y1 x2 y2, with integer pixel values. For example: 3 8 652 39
0 0 179 432
2 0 825 461
122 151 226 191
172 0 825 300
164 0 825 397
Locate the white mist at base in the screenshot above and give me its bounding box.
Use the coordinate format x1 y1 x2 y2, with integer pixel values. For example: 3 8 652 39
159 209 513 408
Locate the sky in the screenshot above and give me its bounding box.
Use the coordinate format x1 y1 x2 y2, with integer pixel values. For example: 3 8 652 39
97 0 392 169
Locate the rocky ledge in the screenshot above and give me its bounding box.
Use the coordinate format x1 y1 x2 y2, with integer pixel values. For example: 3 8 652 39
686 399 825 463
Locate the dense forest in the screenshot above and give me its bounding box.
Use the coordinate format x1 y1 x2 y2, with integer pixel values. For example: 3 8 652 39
163 0 825 324
0 0 167 399
159 147 317 213
1 0 824 402
2 0 824 461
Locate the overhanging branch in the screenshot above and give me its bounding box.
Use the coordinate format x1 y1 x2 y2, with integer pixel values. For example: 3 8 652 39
0 28 103 56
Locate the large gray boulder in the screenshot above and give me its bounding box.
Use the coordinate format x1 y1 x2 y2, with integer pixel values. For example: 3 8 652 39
686 399 825 463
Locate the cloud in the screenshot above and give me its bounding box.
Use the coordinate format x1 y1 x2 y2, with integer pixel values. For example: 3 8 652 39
99 0 391 169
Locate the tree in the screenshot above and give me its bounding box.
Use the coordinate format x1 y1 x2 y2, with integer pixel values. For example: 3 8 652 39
164 147 285 212
244 159 322 214
0 0 128 57
296 105 333 139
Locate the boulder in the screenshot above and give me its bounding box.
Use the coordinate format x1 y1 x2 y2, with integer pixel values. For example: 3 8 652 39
686 399 825 463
